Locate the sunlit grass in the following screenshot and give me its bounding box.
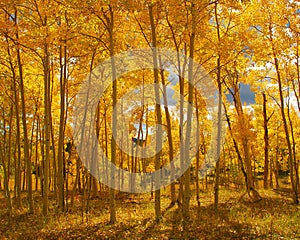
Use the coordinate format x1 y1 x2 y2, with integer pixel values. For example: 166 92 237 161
0 188 299 239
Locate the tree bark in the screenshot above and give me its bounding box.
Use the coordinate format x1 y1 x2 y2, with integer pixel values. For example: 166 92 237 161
213 1 223 212
106 5 117 224
57 25 67 211
262 93 269 189
14 8 34 213
159 56 176 207
273 53 299 204
149 3 162 222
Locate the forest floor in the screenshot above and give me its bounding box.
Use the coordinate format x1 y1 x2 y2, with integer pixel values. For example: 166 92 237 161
0 187 299 240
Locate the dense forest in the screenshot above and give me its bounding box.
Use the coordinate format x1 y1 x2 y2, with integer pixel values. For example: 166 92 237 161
0 0 300 239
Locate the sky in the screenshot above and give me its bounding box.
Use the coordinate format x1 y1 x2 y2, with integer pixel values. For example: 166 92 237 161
226 83 256 105
166 72 256 106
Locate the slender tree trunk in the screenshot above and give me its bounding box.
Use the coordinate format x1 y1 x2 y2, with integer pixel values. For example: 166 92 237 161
0 108 12 213
223 104 248 189
14 9 33 213
0 144 12 213
226 67 261 201
267 21 298 203
195 94 201 208
287 106 300 195
214 71 223 211
182 2 197 230
106 5 117 224
262 93 269 189
273 54 299 204
159 56 176 207
149 3 162 222
43 38 51 216
213 1 223 212
57 25 67 211
50 110 57 194
35 117 40 192
6 34 22 208
166 10 187 208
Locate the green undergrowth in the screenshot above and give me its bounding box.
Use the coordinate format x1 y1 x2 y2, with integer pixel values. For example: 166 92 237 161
0 189 299 239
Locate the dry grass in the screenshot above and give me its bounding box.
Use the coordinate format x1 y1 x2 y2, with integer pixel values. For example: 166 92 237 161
0 188 299 239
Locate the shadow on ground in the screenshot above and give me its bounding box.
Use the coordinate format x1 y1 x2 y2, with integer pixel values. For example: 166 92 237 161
0 191 299 239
